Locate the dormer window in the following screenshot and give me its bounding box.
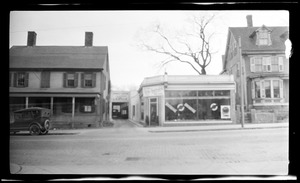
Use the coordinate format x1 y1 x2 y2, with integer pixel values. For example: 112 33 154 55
256 26 272 46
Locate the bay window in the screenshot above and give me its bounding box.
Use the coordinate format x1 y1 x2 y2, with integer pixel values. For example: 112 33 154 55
252 78 284 104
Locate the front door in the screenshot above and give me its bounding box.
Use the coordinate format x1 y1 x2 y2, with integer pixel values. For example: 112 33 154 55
149 98 158 126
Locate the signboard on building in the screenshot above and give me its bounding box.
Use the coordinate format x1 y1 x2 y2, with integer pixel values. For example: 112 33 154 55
111 92 129 102
143 85 164 97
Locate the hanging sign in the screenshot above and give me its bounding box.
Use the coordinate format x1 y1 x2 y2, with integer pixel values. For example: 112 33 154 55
166 102 177 113
184 103 196 113
143 85 164 97
210 103 218 111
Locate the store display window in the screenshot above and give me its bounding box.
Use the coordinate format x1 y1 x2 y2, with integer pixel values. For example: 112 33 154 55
165 90 231 122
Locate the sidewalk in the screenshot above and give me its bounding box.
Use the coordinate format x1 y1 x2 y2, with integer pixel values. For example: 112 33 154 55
128 119 288 133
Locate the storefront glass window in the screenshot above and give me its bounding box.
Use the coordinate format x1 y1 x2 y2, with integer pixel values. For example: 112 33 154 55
165 90 197 98
198 90 214 96
165 90 231 122
165 99 197 121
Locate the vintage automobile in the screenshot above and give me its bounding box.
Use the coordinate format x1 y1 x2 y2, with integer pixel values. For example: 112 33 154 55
10 107 51 135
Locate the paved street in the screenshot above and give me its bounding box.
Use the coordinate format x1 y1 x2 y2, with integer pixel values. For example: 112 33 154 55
10 120 288 175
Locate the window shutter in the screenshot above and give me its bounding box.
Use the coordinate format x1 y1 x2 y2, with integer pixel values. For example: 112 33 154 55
261 80 265 98
81 73 85 88
24 73 29 87
92 73 96 88
250 57 255 72
279 57 284 72
279 80 283 98
41 71 50 88
74 73 78 87
262 57 267 72
251 81 255 99
13 73 17 87
267 57 272 72
63 73 67 87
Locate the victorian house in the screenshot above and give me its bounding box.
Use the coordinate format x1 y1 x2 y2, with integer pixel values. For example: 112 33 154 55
221 15 289 123
9 31 111 128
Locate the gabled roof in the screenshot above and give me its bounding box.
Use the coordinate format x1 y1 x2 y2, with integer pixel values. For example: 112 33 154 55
9 46 108 70
229 26 289 52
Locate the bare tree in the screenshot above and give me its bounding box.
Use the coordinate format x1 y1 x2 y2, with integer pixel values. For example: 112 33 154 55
140 14 217 75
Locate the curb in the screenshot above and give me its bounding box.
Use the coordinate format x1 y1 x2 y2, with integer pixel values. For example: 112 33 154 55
148 125 288 133
128 119 144 127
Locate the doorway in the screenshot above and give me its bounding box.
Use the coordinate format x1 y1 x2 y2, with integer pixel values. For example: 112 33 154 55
149 98 158 126
112 102 128 119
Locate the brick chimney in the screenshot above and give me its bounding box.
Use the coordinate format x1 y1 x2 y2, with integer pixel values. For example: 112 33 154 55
27 31 37 46
85 32 93 47
246 15 253 27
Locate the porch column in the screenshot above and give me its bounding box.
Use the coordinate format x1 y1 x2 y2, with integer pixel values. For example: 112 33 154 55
72 97 75 128
25 97 29 108
50 97 54 115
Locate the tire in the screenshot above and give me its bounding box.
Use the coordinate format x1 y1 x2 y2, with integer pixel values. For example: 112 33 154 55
40 130 48 135
29 124 41 135
43 119 50 131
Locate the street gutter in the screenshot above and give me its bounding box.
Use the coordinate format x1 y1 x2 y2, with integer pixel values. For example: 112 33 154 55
148 125 288 133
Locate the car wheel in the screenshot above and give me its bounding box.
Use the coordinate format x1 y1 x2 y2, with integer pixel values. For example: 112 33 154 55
29 124 41 135
44 119 50 131
40 130 48 135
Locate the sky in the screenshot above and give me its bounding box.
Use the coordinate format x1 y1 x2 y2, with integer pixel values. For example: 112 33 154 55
9 10 289 90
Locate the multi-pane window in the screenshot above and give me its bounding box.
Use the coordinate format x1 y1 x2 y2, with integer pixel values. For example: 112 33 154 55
81 73 96 88
257 29 271 46
17 73 26 86
12 72 29 87
63 73 78 88
271 57 279 72
67 73 75 87
84 73 92 87
254 57 262 72
250 56 284 73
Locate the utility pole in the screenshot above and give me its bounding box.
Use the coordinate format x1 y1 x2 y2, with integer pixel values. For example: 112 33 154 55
239 36 245 128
